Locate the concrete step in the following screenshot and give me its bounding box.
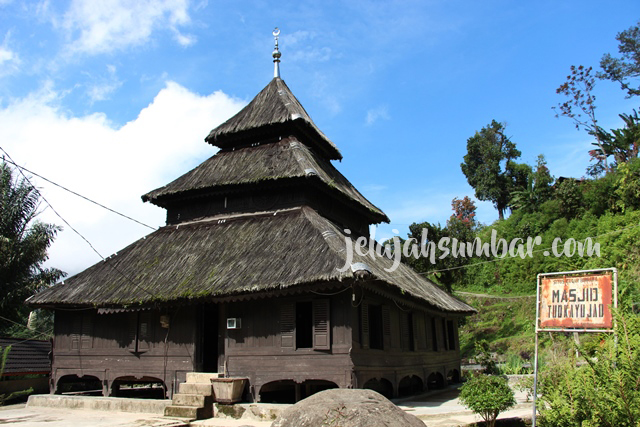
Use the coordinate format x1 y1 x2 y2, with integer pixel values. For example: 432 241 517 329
179 382 213 396
164 404 213 419
172 393 211 407
186 372 221 384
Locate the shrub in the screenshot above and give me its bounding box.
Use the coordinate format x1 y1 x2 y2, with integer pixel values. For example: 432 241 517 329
538 311 640 426
459 374 516 427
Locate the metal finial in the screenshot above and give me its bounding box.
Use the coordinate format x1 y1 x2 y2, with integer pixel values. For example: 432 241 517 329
272 27 281 78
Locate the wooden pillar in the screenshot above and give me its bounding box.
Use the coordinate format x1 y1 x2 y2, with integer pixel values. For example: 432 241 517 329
295 383 302 402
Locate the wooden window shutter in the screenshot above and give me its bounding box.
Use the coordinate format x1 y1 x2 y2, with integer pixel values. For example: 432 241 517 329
441 318 449 350
430 317 438 351
411 313 418 351
128 312 138 352
137 311 151 352
280 302 295 348
415 312 426 350
312 299 331 350
400 312 410 350
447 320 456 351
80 313 93 349
360 301 369 349
424 315 431 350
382 305 391 349
71 315 82 350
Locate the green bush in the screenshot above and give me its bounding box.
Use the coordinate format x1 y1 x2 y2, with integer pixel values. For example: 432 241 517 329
459 374 516 427
538 311 640 426
500 352 528 375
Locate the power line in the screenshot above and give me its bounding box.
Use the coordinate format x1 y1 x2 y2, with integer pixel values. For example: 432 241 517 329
0 147 156 298
1 156 156 231
379 220 640 280
0 314 53 342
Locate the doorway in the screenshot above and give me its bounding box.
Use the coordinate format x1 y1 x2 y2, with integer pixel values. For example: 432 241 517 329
199 304 219 373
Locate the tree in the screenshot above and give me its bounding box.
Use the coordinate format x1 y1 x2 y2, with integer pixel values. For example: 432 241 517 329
459 374 515 427
553 65 610 175
590 110 640 175
511 155 555 213
404 196 479 292
554 178 584 219
461 120 525 220
599 20 640 98
0 161 63 335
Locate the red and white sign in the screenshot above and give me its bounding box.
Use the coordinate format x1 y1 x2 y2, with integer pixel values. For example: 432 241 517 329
539 273 614 330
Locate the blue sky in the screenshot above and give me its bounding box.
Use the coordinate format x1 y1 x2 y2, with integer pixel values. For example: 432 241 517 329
1 0 639 277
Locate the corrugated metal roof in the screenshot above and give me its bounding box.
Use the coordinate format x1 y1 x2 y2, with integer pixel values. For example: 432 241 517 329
0 338 50 376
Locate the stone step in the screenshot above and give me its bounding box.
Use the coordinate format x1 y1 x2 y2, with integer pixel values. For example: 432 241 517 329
172 393 211 407
186 372 222 384
179 382 213 396
164 404 212 419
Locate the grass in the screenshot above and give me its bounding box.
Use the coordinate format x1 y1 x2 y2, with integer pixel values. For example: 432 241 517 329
457 291 599 370
457 293 537 360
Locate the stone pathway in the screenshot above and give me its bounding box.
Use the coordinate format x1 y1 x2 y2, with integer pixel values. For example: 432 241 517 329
1 387 533 427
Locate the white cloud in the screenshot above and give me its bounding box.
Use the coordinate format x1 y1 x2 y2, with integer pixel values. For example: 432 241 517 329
285 30 332 63
86 64 123 102
173 30 196 47
0 31 20 76
60 0 194 54
365 105 390 126
0 81 245 277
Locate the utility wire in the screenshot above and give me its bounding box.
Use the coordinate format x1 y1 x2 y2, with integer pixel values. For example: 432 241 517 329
0 314 53 342
1 147 105 262
0 147 156 298
375 219 640 280
1 157 156 231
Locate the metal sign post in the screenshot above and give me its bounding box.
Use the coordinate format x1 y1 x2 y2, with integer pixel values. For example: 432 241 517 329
532 268 617 427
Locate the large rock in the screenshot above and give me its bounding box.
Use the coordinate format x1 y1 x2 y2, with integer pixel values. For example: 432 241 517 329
271 388 425 427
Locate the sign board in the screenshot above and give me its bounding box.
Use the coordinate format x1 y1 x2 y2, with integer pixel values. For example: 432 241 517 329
532 268 616 427
538 270 615 331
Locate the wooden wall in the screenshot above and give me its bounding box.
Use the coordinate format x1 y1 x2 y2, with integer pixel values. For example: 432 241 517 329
350 289 463 397
221 291 354 401
165 185 370 237
51 286 465 401
52 307 197 397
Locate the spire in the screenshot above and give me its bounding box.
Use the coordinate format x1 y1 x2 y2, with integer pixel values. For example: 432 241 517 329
272 27 281 78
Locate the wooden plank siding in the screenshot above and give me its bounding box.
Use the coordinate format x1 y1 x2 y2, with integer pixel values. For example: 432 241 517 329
350 290 463 396
52 309 197 397
223 292 353 400
50 287 463 401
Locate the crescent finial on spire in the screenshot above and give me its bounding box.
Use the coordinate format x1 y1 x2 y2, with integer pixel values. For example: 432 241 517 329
272 27 281 78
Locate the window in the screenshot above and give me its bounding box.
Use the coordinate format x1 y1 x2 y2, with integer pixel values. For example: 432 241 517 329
281 299 330 350
431 317 438 351
447 320 456 351
407 313 415 351
129 311 151 354
296 302 313 349
399 312 415 351
361 303 390 350
368 304 383 350
71 312 93 350
442 318 449 350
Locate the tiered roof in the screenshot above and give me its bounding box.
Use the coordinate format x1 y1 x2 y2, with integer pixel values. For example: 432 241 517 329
142 137 388 223
28 207 474 313
205 77 341 160
28 60 474 315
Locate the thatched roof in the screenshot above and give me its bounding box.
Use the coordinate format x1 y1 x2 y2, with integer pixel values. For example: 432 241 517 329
205 78 342 161
27 207 474 314
142 137 388 223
